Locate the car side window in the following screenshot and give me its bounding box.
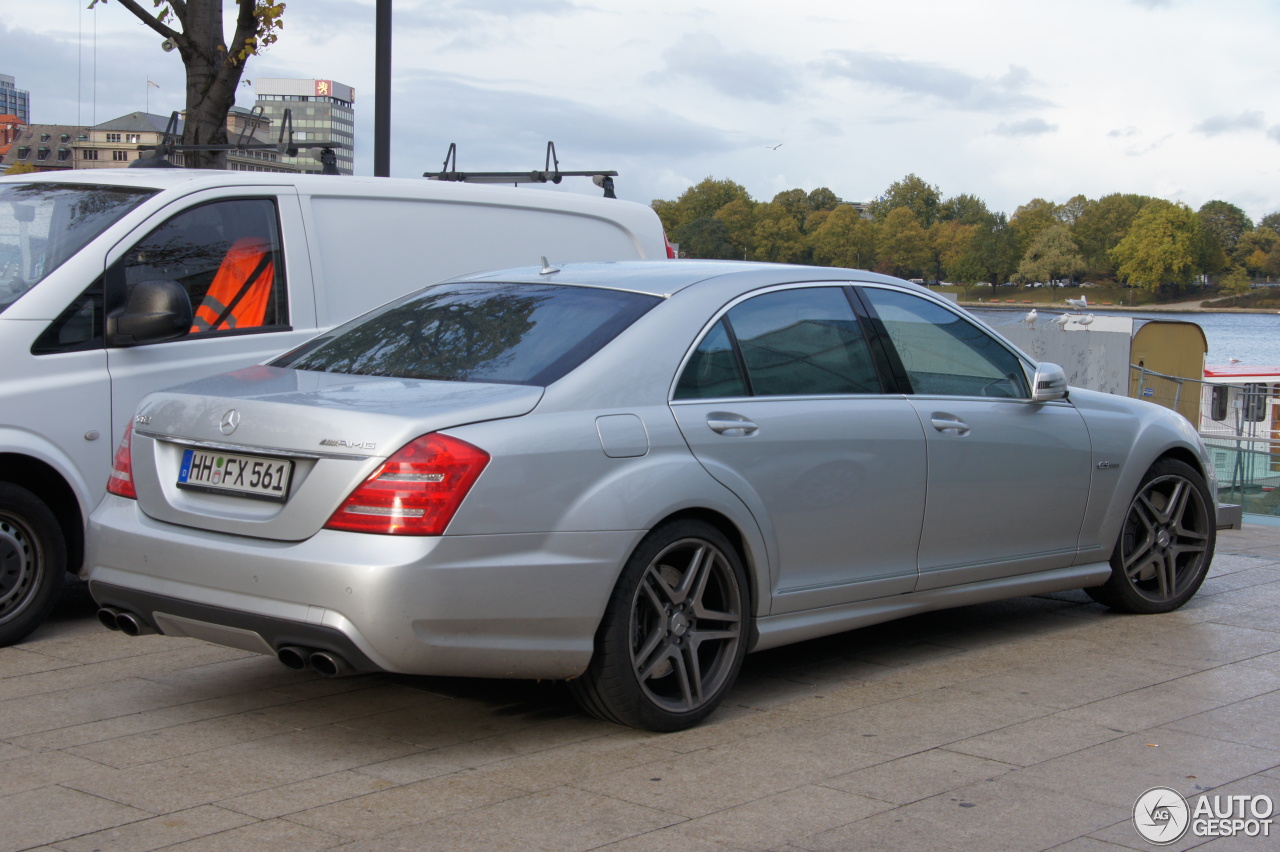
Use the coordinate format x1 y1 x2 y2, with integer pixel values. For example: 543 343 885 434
674 319 748 399
105 198 287 341
860 287 1029 398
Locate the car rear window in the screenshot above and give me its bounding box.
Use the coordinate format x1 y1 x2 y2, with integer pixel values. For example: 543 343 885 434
276 281 661 386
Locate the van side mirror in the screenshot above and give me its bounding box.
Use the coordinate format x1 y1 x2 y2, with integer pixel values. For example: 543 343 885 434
1032 362 1069 402
107 280 193 346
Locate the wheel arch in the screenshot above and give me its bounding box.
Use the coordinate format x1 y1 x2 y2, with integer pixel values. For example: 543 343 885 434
0 453 86 573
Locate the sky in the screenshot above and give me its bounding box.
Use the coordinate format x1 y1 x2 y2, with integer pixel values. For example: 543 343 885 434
3 0 1279 221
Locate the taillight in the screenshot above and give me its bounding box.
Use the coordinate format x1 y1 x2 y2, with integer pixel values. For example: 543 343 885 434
107 421 137 500
323 434 489 535
664 231 677 259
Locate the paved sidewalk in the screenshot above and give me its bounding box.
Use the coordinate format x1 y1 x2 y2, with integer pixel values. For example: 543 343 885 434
2 528 1279 852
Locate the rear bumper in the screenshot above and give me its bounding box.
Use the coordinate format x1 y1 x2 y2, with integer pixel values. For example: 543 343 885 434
86 495 642 679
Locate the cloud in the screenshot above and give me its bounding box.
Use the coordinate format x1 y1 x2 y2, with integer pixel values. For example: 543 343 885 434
1269 126 1280 144
820 51 1051 113
1130 0 1173 8
1108 126 1140 138
293 0 582 38
1193 110 1266 136
994 118 1058 137
653 33 797 104
386 71 744 173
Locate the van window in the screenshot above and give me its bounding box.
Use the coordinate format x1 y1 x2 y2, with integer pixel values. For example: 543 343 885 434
0 183 156 315
105 198 288 339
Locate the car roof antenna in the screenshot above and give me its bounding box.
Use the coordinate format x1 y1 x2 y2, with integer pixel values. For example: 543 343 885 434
539 256 561 275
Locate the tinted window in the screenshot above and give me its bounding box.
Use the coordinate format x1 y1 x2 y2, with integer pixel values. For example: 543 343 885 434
674 319 748 399
861 287 1028 398
0 183 155 314
278 282 660 387
726 287 880 396
107 198 287 338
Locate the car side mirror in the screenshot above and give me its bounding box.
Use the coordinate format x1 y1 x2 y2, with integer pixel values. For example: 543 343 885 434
106 279 193 346
1032 362 1069 402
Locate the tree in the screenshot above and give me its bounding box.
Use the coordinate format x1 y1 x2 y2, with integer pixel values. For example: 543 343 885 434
672 217 737 260
939 193 996 227
1260 212 1280 233
1197 200 1253 272
751 202 807 263
876 207 930 278
651 177 752 234
1110 200 1203 292
3 162 37 175
808 204 877 269
713 198 757 259
965 213 1021 288
807 187 840 213
1015 225 1086 285
1057 194 1092 226
1009 198 1060 256
91 1 285 170
1071 193 1152 277
929 220 977 282
870 174 942 226
770 188 812 228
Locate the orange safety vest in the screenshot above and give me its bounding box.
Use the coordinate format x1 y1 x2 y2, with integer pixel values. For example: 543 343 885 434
190 236 275 333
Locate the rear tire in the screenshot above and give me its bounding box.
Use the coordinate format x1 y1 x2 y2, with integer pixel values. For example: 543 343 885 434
0 483 67 646
570 520 749 731
1086 458 1215 614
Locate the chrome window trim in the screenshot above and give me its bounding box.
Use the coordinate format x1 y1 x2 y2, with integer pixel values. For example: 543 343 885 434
134 430 372 461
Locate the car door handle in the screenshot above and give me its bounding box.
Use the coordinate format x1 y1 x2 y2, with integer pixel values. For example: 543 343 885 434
707 415 758 436
931 415 970 436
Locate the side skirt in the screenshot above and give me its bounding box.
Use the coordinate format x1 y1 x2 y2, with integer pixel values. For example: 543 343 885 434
750 562 1112 652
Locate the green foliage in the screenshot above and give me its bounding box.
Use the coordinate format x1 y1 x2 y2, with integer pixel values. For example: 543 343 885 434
1071 193 1153 276
808 205 876 269
673 218 738 260
714 199 757 259
1198 199 1249 258
939 193 996 227
1220 266 1252 296
651 177 752 235
1233 226 1279 275
876 207 930 278
870 174 942 226
1260 212 1280 233
752 202 807 263
1009 198 1060 254
3 162 36 175
1015 225 1086 285
807 187 840 213
1057 194 1091 226
1110 200 1203 291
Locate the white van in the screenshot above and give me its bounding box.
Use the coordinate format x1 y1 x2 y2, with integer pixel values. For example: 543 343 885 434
0 169 670 645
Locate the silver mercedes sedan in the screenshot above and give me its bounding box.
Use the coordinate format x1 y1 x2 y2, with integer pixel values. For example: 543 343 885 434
86 261 1217 731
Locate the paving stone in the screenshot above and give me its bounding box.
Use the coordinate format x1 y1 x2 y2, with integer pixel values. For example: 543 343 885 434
218 770 397 819
338 786 681 852
0 785 151 852
825 748 1017 804
52 805 256 852
157 817 345 851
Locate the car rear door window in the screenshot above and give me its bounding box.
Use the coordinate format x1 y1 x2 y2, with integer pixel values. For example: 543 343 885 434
727 287 880 397
859 287 1028 398
674 319 748 399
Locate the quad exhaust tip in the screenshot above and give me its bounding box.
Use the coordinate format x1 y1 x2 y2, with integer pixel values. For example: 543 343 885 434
97 607 157 636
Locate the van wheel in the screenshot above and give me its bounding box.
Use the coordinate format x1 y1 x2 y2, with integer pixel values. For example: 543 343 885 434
570 520 748 731
1086 459 1215 614
0 484 66 646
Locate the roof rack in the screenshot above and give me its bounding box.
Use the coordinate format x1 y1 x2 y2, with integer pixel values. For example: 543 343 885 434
131 108 343 174
423 142 618 198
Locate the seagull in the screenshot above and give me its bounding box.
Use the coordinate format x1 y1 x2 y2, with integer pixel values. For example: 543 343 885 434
766 143 783 150
1066 295 1088 310
1053 314 1073 330
1021 309 1038 327
1075 314 1095 331
1229 356 1243 364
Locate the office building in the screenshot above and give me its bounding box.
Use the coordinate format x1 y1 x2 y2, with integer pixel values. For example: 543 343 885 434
0 74 30 124
253 78 355 175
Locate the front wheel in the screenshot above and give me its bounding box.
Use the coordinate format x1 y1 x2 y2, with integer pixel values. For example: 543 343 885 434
1086 458 1215 614
0 483 67 646
571 520 749 731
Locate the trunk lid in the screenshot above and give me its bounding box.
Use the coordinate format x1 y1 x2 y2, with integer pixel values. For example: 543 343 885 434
128 366 543 540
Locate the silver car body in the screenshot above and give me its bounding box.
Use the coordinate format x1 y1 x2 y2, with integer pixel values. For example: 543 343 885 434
86 261 1214 680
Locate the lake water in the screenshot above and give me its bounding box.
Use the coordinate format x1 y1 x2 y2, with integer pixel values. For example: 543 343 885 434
1108 310 1280 367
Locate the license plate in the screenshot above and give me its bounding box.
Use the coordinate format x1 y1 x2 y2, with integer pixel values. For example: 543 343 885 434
177 448 294 502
